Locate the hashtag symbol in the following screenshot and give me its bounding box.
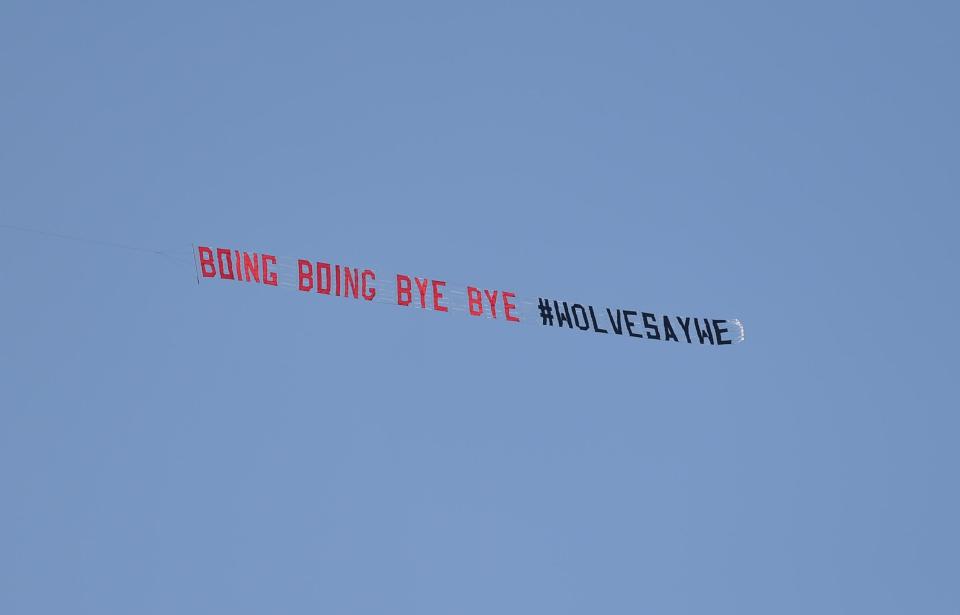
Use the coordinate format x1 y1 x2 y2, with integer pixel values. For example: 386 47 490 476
538 297 554 326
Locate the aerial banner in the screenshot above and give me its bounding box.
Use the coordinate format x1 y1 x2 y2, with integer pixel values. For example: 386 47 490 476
194 244 745 347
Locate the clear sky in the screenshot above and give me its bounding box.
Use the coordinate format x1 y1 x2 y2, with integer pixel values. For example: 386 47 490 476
1 2 957 613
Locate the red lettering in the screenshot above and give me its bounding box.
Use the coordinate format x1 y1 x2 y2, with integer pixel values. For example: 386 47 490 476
198 246 216 277
503 291 520 322
243 252 260 283
216 248 234 280
467 286 483 316
298 259 313 291
396 274 412 306
432 280 448 312
343 266 359 299
362 269 376 301
484 289 499 318
335 264 341 296
199 247 276 285
414 277 429 308
317 263 331 294
263 254 278 286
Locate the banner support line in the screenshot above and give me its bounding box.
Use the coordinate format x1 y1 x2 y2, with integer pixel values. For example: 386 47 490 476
191 243 200 285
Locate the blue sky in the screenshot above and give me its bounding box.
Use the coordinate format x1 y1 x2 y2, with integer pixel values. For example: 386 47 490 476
1 2 957 613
